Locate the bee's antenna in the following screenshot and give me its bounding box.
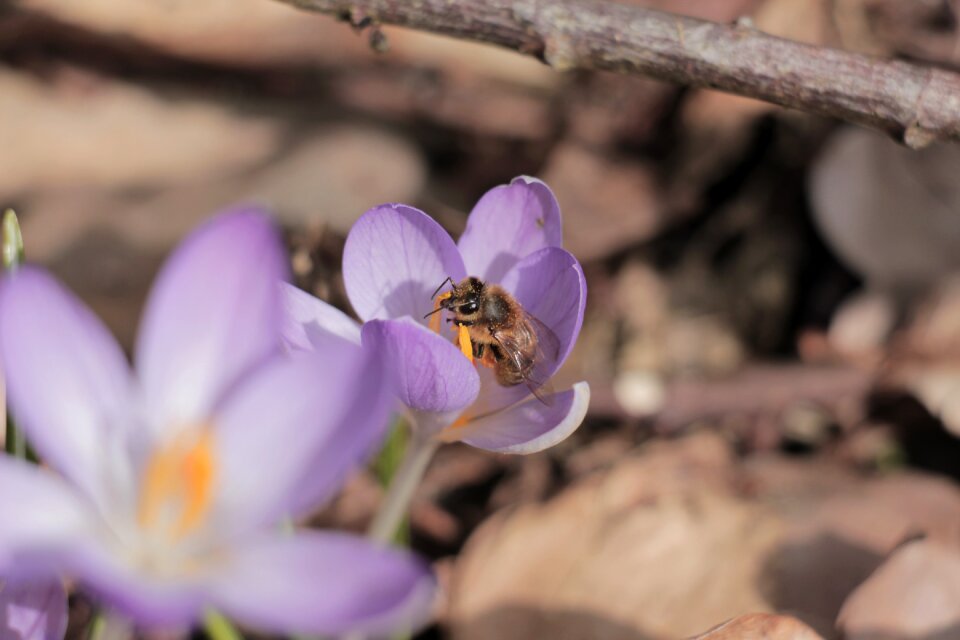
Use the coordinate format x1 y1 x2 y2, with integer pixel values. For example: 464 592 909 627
430 276 454 300
423 306 444 320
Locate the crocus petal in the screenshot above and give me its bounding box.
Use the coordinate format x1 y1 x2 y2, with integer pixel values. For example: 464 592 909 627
458 176 563 283
214 340 391 529
285 342 394 517
343 205 465 323
280 283 361 352
0 459 99 564
362 319 479 426
449 382 590 454
0 267 134 503
63 543 205 628
209 531 435 637
136 209 288 436
0 576 68 640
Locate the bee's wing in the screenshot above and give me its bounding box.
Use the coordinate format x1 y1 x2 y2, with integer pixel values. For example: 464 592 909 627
524 312 561 364
491 310 560 405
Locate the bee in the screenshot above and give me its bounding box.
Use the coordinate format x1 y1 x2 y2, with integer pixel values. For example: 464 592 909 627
425 276 558 402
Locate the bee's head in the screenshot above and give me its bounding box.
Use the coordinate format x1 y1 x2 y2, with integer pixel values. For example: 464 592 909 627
443 277 484 318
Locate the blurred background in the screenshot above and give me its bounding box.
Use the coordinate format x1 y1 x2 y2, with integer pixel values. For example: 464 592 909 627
5 0 960 638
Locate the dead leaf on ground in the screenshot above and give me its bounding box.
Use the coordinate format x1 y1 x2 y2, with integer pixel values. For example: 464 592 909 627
18 0 555 86
743 460 960 634
448 433 787 640
449 433 960 640
838 539 960 639
17 123 425 348
0 67 279 196
884 274 960 438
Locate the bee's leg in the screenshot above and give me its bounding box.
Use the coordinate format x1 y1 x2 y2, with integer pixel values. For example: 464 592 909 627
479 344 498 369
473 342 484 359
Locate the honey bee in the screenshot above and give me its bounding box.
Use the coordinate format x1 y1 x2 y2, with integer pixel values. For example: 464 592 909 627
425 276 559 402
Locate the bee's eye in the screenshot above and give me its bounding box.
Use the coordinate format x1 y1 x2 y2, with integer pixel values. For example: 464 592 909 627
459 302 479 315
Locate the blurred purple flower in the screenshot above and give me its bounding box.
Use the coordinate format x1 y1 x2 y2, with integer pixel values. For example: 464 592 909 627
284 176 589 453
0 576 67 640
0 210 434 635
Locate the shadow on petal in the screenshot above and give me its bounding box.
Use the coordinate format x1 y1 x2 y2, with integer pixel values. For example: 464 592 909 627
447 382 589 454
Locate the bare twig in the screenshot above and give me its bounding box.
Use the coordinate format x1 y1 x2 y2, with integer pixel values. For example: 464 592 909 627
277 0 960 148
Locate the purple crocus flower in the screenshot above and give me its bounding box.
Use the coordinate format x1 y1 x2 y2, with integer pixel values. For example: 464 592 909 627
284 176 589 453
0 576 67 640
0 210 434 635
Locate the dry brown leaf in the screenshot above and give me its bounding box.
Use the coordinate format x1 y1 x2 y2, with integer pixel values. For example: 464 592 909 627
21 122 423 257
17 0 555 86
448 434 787 640
826 290 897 362
449 434 960 640
0 68 279 196
838 539 960 639
235 125 426 233
878 275 960 437
757 470 960 633
16 124 424 347
689 613 825 639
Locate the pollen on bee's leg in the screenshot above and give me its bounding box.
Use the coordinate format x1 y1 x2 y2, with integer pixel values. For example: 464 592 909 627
429 292 451 334
457 323 474 363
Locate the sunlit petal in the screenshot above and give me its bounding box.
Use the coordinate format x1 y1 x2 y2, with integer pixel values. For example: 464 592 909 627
0 268 134 504
136 208 287 437
344 205 465 323
458 176 562 283
209 532 435 637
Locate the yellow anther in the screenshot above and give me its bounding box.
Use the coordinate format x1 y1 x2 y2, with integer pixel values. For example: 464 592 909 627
138 428 217 539
175 431 215 536
138 445 179 529
429 292 451 334
457 324 474 363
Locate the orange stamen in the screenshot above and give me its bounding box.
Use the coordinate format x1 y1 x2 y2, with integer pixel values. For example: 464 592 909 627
429 292 452 334
138 427 217 539
175 431 216 536
457 323 474 363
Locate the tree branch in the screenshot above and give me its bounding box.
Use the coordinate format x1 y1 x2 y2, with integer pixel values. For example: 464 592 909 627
276 0 960 148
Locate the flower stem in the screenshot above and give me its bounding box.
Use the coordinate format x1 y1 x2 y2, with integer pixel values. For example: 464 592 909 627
1 210 26 461
367 430 438 544
203 609 244 640
4 415 25 459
